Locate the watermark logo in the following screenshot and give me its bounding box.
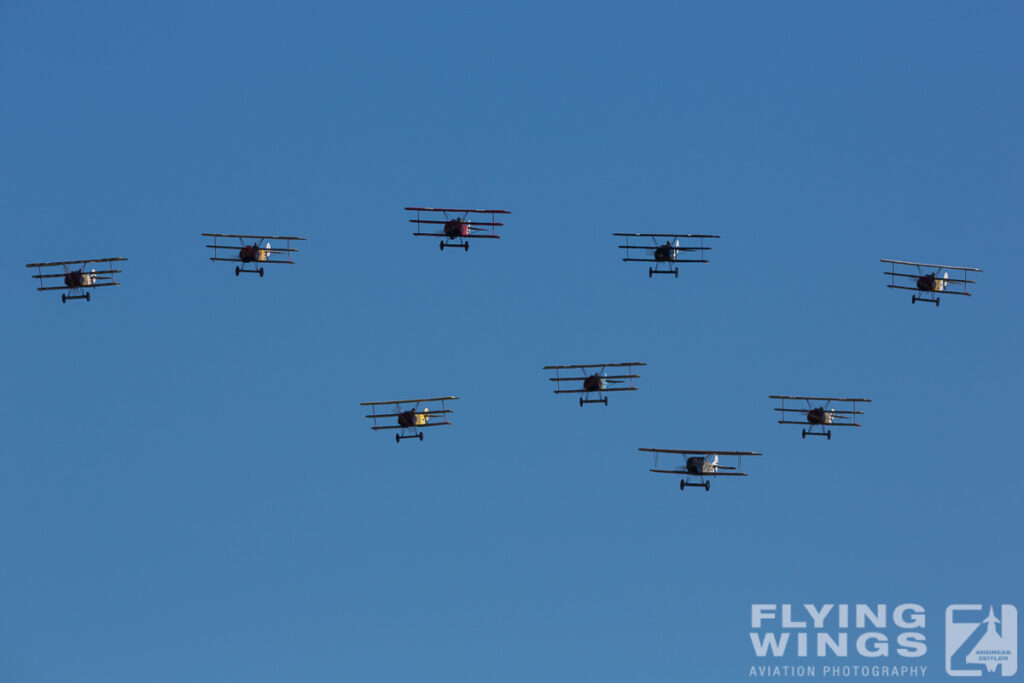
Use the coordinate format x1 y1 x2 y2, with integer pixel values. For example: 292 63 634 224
946 605 1017 677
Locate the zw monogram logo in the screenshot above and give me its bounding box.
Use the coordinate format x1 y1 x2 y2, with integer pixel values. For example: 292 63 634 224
946 605 1017 677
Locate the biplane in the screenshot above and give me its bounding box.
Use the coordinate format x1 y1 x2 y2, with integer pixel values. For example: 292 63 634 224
25 257 126 303
405 207 510 251
614 233 719 277
880 259 982 306
202 233 305 276
543 362 646 406
640 448 761 493
769 395 871 440
360 396 458 443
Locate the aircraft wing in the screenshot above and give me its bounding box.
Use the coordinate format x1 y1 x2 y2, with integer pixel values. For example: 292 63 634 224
649 469 748 476
405 207 510 214
880 258 982 272
360 396 459 406
553 387 638 394
613 233 720 239
26 257 127 268
412 232 500 239
202 233 305 241
639 448 762 456
544 362 647 370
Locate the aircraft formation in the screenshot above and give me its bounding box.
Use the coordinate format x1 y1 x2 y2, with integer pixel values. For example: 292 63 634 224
25 214 984 495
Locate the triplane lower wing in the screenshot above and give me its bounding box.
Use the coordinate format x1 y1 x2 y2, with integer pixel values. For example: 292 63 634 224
880 258 982 306
360 396 458 443
405 207 510 252
202 233 305 277
614 233 719 278
640 448 761 493
769 395 871 440
543 362 646 406
25 257 127 303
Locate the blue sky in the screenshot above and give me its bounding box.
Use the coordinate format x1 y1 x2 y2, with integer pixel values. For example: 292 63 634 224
1 2 1022 681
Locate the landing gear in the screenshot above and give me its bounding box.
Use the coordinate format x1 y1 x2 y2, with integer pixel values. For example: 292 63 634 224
603 396 609 406
440 240 445 251
85 291 91 302
258 267 264 278
801 429 806 439
936 297 940 307
674 268 679 278
579 397 584 407
680 479 686 491
61 294 66 304
648 267 653 278
395 434 400 443
704 481 710 492
463 242 469 251
418 432 424 441
235 266 240 277
826 430 831 441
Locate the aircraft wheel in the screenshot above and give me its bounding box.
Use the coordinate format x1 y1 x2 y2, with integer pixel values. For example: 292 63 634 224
463 242 469 251
235 266 240 277
418 433 424 441
648 267 653 278
578 397 584 408
704 481 710 492
259 267 264 278
85 291 91 302
674 268 679 278
603 397 608 406
911 296 916 304
439 241 445 251
61 294 66 304
827 431 831 441
935 298 940 307
395 434 400 443
680 480 686 491
801 429 806 439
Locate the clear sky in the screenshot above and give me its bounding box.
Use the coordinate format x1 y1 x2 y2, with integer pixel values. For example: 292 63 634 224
1 2 1021 681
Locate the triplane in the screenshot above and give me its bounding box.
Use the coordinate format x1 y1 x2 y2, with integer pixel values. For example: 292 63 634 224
25 257 127 303
202 233 305 277
405 207 510 251
614 232 719 278
360 396 458 443
543 362 646 406
770 395 871 440
641 448 761 493
881 258 982 306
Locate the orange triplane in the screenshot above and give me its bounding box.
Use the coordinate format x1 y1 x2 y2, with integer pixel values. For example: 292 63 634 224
543 362 646 406
26 257 127 303
405 207 510 251
641 448 762 493
881 258 982 306
360 396 458 443
202 233 305 277
769 395 871 440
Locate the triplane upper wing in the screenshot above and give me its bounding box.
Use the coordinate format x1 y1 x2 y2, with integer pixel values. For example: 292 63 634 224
405 207 510 252
25 257 127 303
360 396 459 443
769 395 871 440
880 258 982 306
202 233 305 277
543 362 647 406
614 233 719 278
640 448 762 493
